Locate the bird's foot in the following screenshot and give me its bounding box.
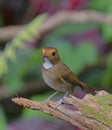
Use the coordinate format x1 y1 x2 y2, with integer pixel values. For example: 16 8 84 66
53 91 69 108
53 98 64 108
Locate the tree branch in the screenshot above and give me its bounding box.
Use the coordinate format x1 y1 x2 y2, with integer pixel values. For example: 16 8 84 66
0 26 23 42
1 10 112 42
12 90 112 130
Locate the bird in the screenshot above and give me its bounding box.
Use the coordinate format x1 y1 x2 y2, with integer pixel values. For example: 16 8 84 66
41 47 96 102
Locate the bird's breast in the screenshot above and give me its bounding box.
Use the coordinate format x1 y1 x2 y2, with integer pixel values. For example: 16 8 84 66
42 65 72 92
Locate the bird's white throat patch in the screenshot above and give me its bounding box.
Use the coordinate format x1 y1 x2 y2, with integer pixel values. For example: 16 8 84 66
43 58 53 69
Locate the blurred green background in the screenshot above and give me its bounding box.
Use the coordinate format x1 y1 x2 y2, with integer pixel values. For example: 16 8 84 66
0 0 112 130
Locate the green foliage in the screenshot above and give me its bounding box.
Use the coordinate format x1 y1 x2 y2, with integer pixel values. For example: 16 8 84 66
88 0 112 43
0 53 7 75
79 67 104 89
0 14 47 78
0 106 7 130
102 4 112 43
102 52 112 89
0 13 47 95
88 0 111 12
102 25 112 43
1 1 112 129
4 48 41 95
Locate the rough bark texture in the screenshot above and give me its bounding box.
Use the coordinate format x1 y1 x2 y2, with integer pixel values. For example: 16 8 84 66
12 90 112 130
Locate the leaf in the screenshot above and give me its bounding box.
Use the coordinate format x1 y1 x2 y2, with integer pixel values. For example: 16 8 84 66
0 13 47 78
101 3 112 42
102 51 112 88
12 13 47 48
18 49 41 77
88 0 111 11
102 25 112 43
0 106 7 130
76 41 98 65
0 54 7 77
5 44 16 60
4 48 41 95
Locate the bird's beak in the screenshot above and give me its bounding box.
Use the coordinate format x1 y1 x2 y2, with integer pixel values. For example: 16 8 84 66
42 55 48 63
42 55 47 59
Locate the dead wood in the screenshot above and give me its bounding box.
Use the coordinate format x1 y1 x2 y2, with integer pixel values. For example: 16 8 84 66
12 90 112 130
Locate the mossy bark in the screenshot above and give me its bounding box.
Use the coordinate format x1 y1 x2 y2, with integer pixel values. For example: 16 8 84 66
12 90 112 130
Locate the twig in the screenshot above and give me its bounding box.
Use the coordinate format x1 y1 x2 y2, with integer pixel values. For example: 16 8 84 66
1 10 112 42
40 10 112 32
12 90 112 130
0 26 24 42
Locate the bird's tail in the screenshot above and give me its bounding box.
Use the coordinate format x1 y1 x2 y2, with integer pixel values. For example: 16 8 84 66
80 81 96 95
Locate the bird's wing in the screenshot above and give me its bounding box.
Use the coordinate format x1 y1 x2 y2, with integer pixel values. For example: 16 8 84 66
57 61 96 94
60 71 96 94
61 71 82 86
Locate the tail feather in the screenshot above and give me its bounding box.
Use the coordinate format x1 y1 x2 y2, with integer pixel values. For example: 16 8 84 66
80 81 96 95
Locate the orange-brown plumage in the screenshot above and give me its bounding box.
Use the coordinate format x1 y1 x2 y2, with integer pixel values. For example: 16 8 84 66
42 47 60 65
42 47 96 97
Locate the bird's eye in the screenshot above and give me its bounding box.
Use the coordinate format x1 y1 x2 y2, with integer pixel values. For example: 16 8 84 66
52 51 55 56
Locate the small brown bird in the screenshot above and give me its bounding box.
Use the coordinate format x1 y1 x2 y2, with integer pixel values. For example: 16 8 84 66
42 47 96 101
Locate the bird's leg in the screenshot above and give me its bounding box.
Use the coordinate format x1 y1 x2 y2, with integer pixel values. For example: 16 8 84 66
54 91 69 108
58 91 69 103
43 91 69 108
44 91 59 102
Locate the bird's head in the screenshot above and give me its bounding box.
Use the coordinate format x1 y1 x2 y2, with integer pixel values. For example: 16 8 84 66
42 47 61 69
